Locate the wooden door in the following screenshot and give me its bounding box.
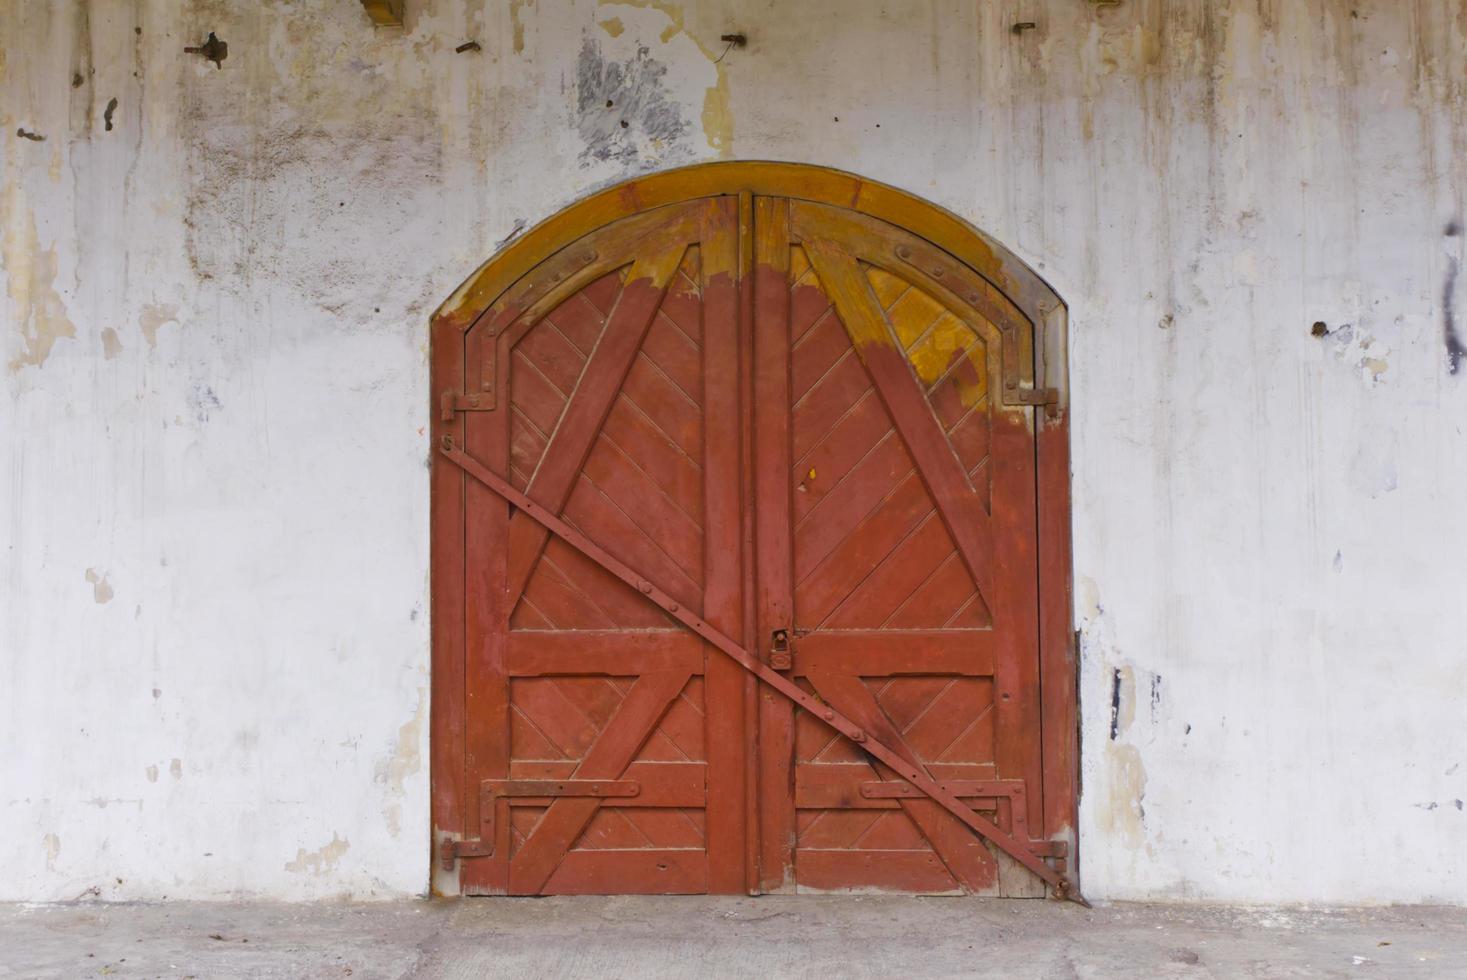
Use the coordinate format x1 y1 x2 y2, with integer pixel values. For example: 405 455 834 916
448 198 750 895
754 200 1046 895
432 164 1075 899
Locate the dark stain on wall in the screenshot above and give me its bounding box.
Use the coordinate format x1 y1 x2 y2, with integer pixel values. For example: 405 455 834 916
1445 221 1464 375
1109 668 1122 741
575 37 687 168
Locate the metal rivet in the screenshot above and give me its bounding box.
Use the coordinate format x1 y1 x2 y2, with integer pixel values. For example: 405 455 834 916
639 582 652 594
823 709 835 721
668 602 678 612
895 245 912 260
930 268 944 279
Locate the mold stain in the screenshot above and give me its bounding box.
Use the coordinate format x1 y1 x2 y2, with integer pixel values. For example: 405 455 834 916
284 833 350 875
598 1 733 157
4 200 77 373
575 36 688 167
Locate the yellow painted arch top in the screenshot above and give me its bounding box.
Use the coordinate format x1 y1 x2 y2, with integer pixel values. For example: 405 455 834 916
434 161 1063 332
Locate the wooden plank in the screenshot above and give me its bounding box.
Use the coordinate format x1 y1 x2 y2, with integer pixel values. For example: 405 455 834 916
505 243 690 606
753 196 797 893
794 764 1003 811
507 631 704 676
794 850 956 894
792 631 995 676
1037 407 1079 849
541 849 708 895
507 760 706 808
700 196 749 894
508 669 693 893
803 240 999 610
990 395 1045 840
461 318 514 894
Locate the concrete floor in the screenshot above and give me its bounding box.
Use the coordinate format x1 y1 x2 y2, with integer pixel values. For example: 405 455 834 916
2 897 1465 980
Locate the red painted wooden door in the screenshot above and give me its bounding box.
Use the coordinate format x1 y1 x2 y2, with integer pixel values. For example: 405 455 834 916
753 200 1045 895
441 189 1060 897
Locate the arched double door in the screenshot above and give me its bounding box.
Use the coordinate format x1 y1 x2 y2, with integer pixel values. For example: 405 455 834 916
430 163 1076 898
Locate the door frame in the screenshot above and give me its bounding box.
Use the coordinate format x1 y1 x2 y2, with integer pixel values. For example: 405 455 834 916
428 161 1076 896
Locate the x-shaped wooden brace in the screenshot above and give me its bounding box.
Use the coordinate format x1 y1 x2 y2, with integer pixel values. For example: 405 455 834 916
440 436 1083 903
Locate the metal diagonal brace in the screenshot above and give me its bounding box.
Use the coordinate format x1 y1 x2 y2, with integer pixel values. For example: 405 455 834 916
439 436 1083 903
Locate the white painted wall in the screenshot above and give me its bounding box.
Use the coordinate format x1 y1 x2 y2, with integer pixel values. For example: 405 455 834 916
3 0 1464 903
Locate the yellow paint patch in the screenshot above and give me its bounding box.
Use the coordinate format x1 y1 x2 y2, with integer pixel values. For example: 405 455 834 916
4 194 77 373
1098 743 1148 849
790 246 811 284
284 833 350 875
100 327 123 359
138 303 179 348
598 16 625 37
376 687 426 837
866 268 986 407
701 71 733 158
866 267 908 308
85 568 114 604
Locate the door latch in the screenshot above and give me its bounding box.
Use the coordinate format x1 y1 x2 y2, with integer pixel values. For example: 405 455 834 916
770 628 792 670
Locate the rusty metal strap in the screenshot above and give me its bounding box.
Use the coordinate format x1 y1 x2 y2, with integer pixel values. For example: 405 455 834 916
439 437 1079 901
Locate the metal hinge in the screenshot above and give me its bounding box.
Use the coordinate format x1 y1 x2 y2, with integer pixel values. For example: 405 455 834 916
439 778 642 870
439 386 496 421
440 837 494 871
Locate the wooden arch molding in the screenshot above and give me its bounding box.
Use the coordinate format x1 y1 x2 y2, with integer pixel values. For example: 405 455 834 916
430 161 1077 898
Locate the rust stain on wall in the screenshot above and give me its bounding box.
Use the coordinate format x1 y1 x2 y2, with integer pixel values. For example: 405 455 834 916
510 0 534 54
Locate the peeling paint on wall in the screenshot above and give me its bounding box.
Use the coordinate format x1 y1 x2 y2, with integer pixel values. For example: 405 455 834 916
84 569 113 604
4 199 76 372
137 303 178 348
375 687 425 837
42 834 60 872
597 2 733 157
284 833 350 875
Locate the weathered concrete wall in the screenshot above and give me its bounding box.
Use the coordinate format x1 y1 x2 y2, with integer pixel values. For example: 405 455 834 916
2 0 1464 903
